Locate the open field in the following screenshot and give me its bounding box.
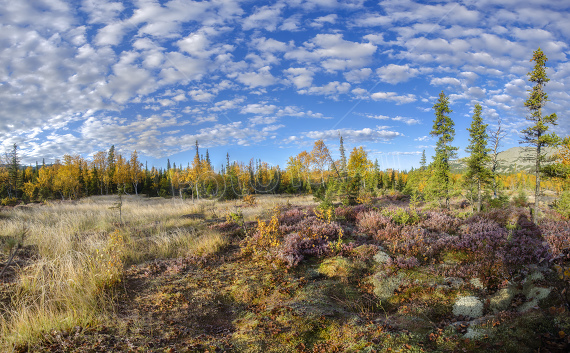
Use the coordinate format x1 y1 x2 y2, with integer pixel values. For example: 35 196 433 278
1 193 570 352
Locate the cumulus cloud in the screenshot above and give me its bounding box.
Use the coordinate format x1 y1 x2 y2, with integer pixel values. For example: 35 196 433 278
299 81 351 97
371 92 417 104
305 127 403 142
237 66 276 87
377 64 419 84
285 33 377 71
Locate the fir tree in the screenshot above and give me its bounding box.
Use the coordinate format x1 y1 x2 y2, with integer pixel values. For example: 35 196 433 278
465 104 492 212
427 91 458 208
420 150 426 170
520 48 560 222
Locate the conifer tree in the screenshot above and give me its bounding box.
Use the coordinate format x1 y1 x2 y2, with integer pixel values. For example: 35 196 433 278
465 104 492 212
8 144 21 198
427 91 457 208
339 135 347 178
520 48 560 222
107 145 116 194
420 150 426 170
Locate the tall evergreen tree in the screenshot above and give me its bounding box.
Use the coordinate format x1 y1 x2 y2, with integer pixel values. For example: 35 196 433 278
8 143 21 198
339 135 347 179
465 104 492 212
520 48 560 222
107 145 116 194
427 91 458 208
205 150 211 170
420 150 426 170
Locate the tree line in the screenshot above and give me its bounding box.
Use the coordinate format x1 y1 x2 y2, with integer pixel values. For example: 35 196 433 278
0 48 568 219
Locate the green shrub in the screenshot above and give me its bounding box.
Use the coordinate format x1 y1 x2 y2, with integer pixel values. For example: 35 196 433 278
555 190 570 218
512 188 528 207
1 197 18 206
487 192 509 209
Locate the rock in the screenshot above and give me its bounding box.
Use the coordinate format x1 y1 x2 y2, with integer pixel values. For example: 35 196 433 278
373 250 391 265
372 272 406 300
453 296 484 318
489 287 517 313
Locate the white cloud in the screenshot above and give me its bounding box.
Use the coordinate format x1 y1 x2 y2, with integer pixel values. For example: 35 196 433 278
371 92 417 104
305 127 403 142
344 68 372 83
285 33 377 71
430 77 461 86
285 67 315 88
299 81 351 97
81 0 124 24
366 114 420 125
189 89 215 102
240 103 278 115
377 64 419 84
237 66 276 88
311 14 337 27
242 4 284 31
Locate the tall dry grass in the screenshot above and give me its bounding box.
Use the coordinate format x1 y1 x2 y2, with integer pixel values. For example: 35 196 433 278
0 194 280 348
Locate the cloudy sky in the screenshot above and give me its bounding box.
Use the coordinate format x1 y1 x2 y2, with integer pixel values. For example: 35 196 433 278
1 0 569 170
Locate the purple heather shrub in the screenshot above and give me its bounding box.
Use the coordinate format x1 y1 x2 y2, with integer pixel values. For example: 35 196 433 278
276 231 337 267
276 232 305 267
356 211 392 235
279 207 306 226
387 255 420 270
353 204 372 216
483 207 530 227
419 211 461 234
374 222 402 243
335 205 357 223
278 215 342 241
539 219 570 258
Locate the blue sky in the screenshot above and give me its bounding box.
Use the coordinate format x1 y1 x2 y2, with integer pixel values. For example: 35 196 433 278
1 0 569 171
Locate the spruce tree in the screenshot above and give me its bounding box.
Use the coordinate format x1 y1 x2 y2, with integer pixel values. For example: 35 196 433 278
420 150 426 170
8 143 21 198
465 104 492 212
107 145 116 194
339 135 347 179
427 91 457 208
520 48 560 222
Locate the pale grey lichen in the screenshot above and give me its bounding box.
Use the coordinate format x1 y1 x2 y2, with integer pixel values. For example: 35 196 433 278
372 272 405 301
489 287 517 313
453 296 484 318
373 250 391 265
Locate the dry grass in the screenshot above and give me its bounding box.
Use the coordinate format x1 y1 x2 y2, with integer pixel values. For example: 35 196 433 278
0 194 297 348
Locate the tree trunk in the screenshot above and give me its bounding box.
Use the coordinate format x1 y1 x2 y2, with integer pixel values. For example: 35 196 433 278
477 179 481 213
534 143 541 223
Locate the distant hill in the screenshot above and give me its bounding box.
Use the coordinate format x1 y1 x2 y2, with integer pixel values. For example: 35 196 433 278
450 146 559 174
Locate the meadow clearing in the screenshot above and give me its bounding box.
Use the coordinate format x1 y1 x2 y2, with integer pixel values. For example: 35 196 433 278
1 193 570 352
